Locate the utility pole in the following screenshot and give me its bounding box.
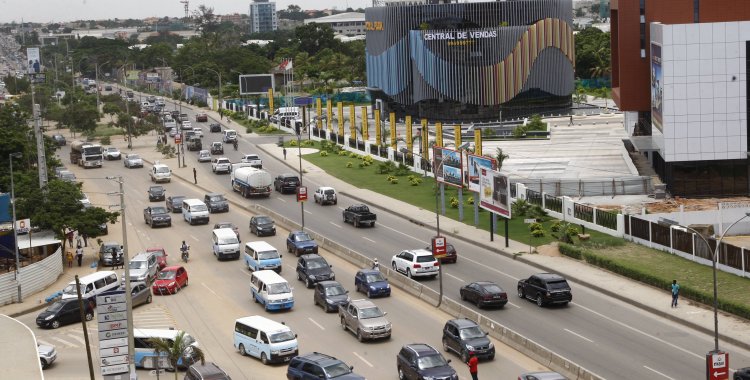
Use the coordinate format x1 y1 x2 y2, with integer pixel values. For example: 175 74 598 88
30 83 48 188
74 275 96 380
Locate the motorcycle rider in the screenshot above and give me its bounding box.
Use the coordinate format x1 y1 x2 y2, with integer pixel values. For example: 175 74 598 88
180 240 190 262
233 139 238 151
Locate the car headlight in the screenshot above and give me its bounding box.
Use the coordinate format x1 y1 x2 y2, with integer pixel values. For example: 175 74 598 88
466 344 475 351
168 282 175 287
308 275 315 280
45 315 54 320
270 350 280 354
137 274 147 280
488 342 494 348
386 284 391 289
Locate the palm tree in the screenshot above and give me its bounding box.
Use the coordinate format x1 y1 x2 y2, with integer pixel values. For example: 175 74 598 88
495 148 509 170
148 331 205 380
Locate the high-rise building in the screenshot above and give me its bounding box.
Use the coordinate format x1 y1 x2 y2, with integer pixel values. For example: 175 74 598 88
248 0 277 34
611 0 750 196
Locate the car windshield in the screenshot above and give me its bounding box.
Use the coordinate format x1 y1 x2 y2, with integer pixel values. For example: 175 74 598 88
208 195 224 201
46 301 65 312
158 271 176 280
359 306 384 319
269 331 295 343
107 148 117 152
324 362 352 377
365 273 386 283
149 250 165 257
150 207 167 214
294 233 312 242
217 159 229 164
62 284 82 295
547 280 569 290
307 259 327 269
192 205 208 212
267 282 290 295
417 354 448 370
325 285 346 296
416 255 436 263
258 250 279 260
483 284 503 293
130 261 146 269
459 326 485 340
156 167 169 173
128 155 141 160
150 186 163 192
256 216 272 224
246 155 259 160
219 237 238 245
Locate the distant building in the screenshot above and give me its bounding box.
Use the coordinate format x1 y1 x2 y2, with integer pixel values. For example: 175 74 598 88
278 19 303 31
304 12 366 36
220 13 246 26
248 0 277 33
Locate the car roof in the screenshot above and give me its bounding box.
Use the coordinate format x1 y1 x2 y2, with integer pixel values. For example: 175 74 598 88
300 254 324 260
448 318 479 328
280 173 298 178
296 352 341 366
161 265 183 271
534 273 567 281
404 343 439 356
349 299 376 308
358 269 380 275
408 249 435 257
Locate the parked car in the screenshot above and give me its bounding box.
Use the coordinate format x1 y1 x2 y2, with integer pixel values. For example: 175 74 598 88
204 193 229 213
123 154 144 168
104 146 121 160
121 281 153 307
339 299 391 342
148 185 166 201
212 157 232 174
210 141 224 155
99 242 124 266
273 173 300 194
152 265 189 295
38 341 57 369
519 372 568 380
354 269 391 298
51 134 66 146
441 318 495 362
240 153 262 168
313 280 350 312
209 123 221 133
314 187 337 205
144 206 172 228
57 170 76 182
396 344 457 380
286 230 318 256
79 193 91 208
425 242 458 264
249 215 276 236
391 249 439 279
168 127 178 137
195 113 208 122
197 149 211 162
342 204 377 228
296 254 334 288
146 246 168 270
166 195 186 213
36 298 94 329
460 281 507 308
517 273 572 307
287 352 365 380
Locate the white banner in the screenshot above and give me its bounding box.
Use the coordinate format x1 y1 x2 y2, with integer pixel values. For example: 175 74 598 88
479 167 511 218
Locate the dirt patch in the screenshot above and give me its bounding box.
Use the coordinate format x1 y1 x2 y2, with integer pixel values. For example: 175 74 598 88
536 243 561 257
594 196 750 214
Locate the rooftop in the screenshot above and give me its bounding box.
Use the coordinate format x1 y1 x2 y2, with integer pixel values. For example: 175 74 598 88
304 12 365 24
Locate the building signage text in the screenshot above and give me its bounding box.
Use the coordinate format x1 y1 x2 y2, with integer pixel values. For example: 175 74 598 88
424 30 497 41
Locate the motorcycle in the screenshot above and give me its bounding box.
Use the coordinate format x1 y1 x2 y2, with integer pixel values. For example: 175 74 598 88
181 245 190 263
233 140 238 151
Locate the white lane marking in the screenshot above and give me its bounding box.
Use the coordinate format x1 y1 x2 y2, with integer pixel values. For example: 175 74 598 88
379 224 424 243
66 334 86 345
573 303 703 360
457 255 520 281
353 352 374 368
286 265 296 272
201 282 224 300
329 222 342 229
505 302 521 309
307 317 325 330
643 366 676 380
444 273 464 282
564 328 594 343
362 237 376 243
190 235 199 242
304 210 312 215
51 337 77 348
239 268 252 277
276 197 287 203
337 207 345 211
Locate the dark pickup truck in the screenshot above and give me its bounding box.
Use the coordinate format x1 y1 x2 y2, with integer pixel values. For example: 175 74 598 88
342 204 377 228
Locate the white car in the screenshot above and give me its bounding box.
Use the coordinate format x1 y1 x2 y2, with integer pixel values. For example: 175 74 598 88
38 341 57 369
192 127 204 138
240 154 262 168
390 249 439 279
211 157 232 174
313 186 337 205
104 147 121 160
123 154 143 168
198 150 211 162
79 193 92 208
181 120 193 130
150 164 172 183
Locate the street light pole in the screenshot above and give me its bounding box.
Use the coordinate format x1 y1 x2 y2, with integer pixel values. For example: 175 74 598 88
9 152 23 302
204 68 222 120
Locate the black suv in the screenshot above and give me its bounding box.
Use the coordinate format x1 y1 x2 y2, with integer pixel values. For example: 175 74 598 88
209 123 221 133
166 195 186 213
148 185 166 201
313 280 349 312
287 352 364 380
274 173 300 194
296 254 335 288
517 273 572 307
186 136 202 151
396 344 457 380
204 193 229 213
36 298 94 329
441 318 495 362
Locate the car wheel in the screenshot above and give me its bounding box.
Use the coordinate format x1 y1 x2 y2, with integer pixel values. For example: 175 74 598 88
146 295 152 304
442 338 450 352
297 272 303 281
261 352 269 365
354 219 359 228
238 344 246 356
357 329 365 342
488 354 495 361
517 287 525 298
461 349 469 363
398 367 405 380
406 268 412 278
367 289 372 298
392 262 397 272
460 291 466 301
85 312 94 321
41 358 49 369
536 294 544 307
305 278 313 288
325 303 332 313
51 320 61 329
341 318 347 330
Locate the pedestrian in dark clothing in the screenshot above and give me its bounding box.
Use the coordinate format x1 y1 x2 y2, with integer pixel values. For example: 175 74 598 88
193 168 197 184
671 280 680 308
66 230 74 247
75 247 83 267
283 147 287 160
81 232 88 247
467 351 478 380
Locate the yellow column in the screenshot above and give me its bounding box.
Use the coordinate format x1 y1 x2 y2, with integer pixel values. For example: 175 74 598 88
374 109 382 146
316 98 323 129
389 112 396 149
349 104 356 139
361 106 369 142
267 89 274 114
436 122 443 147
405 116 413 152
474 129 483 156
421 118 429 160
454 125 462 149
326 100 333 131
337 102 344 136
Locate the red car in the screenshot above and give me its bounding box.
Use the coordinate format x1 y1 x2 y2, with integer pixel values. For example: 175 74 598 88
195 113 208 122
152 265 188 295
147 247 168 269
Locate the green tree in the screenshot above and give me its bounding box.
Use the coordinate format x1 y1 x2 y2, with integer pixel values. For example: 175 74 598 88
62 101 100 135
574 27 610 79
296 23 338 56
149 331 205 380
495 148 509 170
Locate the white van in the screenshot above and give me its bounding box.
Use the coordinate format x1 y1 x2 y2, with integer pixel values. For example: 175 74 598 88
61 271 119 302
212 228 240 261
223 129 237 143
250 270 294 311
150 164 172 183
133 328 200 369
244 241 282 273
272 107 300 123
234 315 298 364
182 199 210 225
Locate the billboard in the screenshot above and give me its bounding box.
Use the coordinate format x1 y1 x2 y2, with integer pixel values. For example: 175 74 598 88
26 47 41 74
466 154 497 192
239 74 274 95
479 167 511 218
145 72 160 83
650 43 663 132
0 194 15 259
433 147 463 188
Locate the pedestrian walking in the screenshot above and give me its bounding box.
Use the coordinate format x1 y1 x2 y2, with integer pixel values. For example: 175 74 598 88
75 247 83 267
66 250 74 268
81 232 88 247
66 229 74 247
467 351 478 380
76 235 83 249
569 115 573 126
671 280 680 308
193 168 198 184
283 147 287 160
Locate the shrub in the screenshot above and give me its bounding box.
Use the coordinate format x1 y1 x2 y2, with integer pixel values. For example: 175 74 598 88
558 243 583 259
550 221 563 233
512 199 532 216
338 150 348 156
466 196 474 205
100 136 111 145
450 196 459 208
394 163 411 176
531 229 545 238
346 162 353 168
390 178 399 184
358 162 365 168
320 151 328 157
349 152 358 158
289 139 297 146
409 177 422 186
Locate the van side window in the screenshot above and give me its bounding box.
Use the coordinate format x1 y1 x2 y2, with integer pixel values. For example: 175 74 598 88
106 274 118 285
246 326 258 339
94 278 106 289
259 332 269 344
85 284 94 293
261 284 267 293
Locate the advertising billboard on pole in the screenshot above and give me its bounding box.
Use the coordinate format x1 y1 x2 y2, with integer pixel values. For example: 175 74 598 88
479 167 511 218
239 74 274 95
26 47 41 74
433 147 463 188
466 154 496 192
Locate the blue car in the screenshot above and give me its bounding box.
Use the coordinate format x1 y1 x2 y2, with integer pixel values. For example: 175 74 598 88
286 230 318 256
354 269 391 298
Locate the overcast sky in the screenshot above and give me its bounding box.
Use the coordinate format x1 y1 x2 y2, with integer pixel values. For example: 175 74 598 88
0 0 372 23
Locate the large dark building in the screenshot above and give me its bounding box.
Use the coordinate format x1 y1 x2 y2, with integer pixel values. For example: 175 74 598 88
365 0 575 122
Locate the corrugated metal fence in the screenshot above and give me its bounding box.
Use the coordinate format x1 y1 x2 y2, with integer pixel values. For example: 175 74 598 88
0 249 62 306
